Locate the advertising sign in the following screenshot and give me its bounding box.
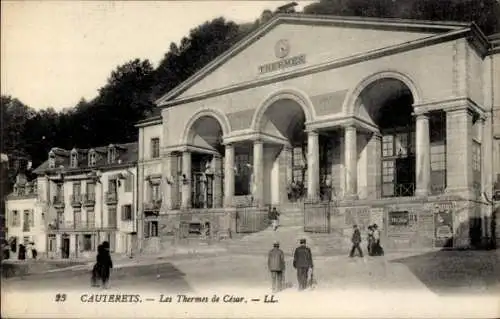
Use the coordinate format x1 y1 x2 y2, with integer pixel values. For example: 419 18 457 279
389 211 410 226
434 204 454 248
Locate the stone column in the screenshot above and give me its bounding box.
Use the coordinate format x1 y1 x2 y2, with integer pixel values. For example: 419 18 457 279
253 139 264 207
446 107 474 195
307 130 320 200
181 151 192 209
163 153 178 210
224 144 235 207
213 155 223 208
344 125 358 199
279 145 292 204
366 132 382 200
415 113 431 197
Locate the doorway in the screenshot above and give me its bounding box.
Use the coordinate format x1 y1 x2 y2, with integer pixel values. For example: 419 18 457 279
61 235 70 259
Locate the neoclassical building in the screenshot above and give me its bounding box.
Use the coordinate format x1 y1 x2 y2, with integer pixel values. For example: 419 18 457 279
140 14 500 251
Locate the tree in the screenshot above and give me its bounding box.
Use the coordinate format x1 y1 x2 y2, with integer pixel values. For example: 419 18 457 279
303 0 500 35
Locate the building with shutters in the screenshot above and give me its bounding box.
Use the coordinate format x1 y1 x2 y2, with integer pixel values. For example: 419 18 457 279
138 14 500 251
4 173 45 258
5 143 139 259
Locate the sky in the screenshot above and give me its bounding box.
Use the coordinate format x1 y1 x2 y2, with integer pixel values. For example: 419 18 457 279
1 1 314 111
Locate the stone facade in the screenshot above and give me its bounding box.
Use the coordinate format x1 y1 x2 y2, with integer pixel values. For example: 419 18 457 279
140 15 499 250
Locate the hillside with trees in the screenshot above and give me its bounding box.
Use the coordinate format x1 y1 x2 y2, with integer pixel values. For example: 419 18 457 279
2 0 499 189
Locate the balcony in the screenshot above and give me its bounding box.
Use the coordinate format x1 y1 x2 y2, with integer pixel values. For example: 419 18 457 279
52 195 65 209
48 220 97 231
105 191 118 205
144 199 162 212
71 194 82 207
83 193 96 207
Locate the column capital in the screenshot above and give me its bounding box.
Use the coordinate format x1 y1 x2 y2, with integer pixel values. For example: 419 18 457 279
413 112 430 120
305 129 319 136
252 138 264 145
343 124 357 132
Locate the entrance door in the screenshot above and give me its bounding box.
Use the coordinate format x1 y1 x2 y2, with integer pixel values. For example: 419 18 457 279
61 236 70 259
192 173 214 208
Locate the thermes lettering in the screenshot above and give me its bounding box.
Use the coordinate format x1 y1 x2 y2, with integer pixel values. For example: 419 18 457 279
258 54 306 74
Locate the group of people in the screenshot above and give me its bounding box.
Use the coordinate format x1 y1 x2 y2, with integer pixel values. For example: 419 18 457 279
350 224 384 258
13 242 38 261
91 241 114 289
267 224 385 292
267 238 314 293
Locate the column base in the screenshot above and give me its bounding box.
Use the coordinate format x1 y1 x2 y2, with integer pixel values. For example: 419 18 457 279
344 194 358 201
415 188 429 198
444 187 476 199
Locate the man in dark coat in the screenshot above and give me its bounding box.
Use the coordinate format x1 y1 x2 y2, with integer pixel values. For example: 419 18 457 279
91 244 103 287
349 224 363 257
293 238 313 291
268 241 285 292
98 241 113 288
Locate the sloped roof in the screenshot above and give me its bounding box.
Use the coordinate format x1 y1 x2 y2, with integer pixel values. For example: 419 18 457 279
155 13 473 106
33 142 138 174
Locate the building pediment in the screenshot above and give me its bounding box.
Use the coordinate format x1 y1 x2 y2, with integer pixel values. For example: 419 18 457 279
156 14 469 106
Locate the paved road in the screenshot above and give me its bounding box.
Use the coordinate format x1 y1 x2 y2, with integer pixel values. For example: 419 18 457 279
4 250 499 296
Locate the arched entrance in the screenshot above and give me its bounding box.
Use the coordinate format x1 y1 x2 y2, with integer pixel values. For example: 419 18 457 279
354 77 447 197
356 78 416 197
257 98 309 204
185 115 225 209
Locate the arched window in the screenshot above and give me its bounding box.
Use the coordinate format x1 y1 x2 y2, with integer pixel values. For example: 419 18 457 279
70 149 78 168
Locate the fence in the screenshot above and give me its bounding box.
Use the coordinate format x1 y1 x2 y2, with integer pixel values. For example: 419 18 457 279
303 200 332 233
235 205 269 233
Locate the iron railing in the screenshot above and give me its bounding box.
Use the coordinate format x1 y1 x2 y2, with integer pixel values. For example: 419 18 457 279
83 193 96 206
303 200 334 233
105 191 118 204
235 205 269 233
70 194 82 207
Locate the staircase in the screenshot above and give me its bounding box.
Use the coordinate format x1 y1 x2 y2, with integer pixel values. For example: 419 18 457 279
222 225 352 257
277 201 304 227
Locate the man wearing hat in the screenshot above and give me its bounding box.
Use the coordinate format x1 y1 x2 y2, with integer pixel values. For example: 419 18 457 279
293 239 313 291
268 241 285 292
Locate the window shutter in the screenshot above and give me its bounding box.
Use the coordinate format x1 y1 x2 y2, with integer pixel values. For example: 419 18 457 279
30 210 34 227
144 222 149 238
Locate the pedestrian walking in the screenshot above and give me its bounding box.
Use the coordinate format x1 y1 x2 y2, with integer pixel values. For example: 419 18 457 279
18 244 26 260
91 242 113 288
373 224 384 256
267 241 285 293
269 207 280 231
349 225 363 257
367 226 374 256
99 241 113 288
293 238 313 291
91 244 103 287
30 242 38 260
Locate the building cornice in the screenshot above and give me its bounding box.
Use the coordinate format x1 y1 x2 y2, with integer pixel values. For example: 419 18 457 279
413 96 486 118
158 28 470 109
135 117 162 128
155 14 469 106
5 194 37 201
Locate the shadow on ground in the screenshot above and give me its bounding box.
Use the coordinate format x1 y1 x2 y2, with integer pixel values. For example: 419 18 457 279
391 249 500 295
3 262 193 293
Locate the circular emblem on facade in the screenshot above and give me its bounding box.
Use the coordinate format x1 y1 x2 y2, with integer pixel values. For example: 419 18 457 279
274 39 290 59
